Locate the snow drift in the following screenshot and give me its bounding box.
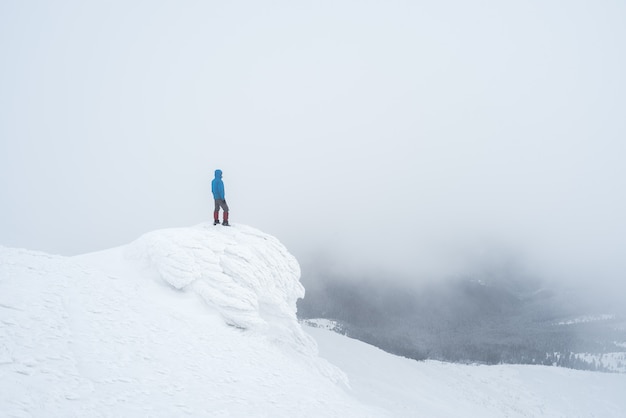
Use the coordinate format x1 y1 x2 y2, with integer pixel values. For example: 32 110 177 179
124 224 312 347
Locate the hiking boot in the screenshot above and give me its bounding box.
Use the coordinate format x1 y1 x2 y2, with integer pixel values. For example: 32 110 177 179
213 220 220 225
222 221 230 226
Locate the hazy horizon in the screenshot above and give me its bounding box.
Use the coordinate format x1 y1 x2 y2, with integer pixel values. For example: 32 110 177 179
2 1 625 293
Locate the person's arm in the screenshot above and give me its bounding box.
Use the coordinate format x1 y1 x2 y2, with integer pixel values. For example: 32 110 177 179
219 180 225 199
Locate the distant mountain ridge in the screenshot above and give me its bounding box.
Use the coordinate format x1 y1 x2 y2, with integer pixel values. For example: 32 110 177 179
298 268 626 372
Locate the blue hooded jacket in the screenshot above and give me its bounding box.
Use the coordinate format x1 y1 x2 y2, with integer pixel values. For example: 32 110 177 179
211 169 225 200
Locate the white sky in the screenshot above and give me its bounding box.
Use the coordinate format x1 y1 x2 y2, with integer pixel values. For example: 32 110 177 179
1 0 625 288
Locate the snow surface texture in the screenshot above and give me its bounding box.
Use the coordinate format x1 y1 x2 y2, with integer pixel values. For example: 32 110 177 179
125 224 314 352
2 223 626 417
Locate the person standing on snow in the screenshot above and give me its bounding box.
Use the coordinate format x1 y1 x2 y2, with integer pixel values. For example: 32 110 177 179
212 169 230 226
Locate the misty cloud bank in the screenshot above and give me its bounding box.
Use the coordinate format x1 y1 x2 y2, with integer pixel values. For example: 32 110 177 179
298 265 626 370
1 1 625 294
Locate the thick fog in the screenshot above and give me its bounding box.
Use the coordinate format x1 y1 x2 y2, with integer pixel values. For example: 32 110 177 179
2 1 625 293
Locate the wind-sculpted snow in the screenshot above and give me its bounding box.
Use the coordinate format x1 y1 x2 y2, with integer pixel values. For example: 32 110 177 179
130 224 303 331
93 223 342 376
119 224 335 366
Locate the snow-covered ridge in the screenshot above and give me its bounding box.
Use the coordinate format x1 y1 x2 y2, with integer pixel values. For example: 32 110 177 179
555 314 616 326
0 225 360 416
79 223 321 356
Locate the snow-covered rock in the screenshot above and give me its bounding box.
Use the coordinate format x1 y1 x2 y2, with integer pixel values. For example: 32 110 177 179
109 224 313 350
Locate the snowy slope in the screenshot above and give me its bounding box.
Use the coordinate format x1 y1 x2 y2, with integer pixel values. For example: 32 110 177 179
306 325 626 417
0 224 376 417
2 223 626 417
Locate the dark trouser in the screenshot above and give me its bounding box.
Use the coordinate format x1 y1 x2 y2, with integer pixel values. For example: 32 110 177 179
214 199 229 222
